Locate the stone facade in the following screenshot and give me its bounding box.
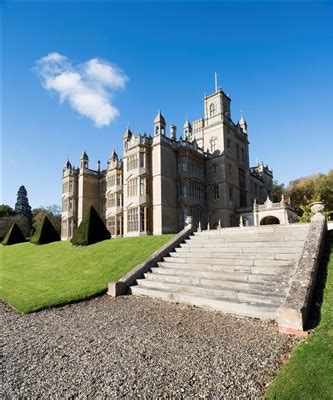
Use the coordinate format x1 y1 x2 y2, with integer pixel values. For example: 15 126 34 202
61 86 278 240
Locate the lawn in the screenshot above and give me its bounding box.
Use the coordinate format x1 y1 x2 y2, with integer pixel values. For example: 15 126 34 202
265 245 333 400
0 235 173 313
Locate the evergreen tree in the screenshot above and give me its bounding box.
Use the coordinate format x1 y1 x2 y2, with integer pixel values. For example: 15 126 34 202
71 206 111 246
2 223 26 245
30 215 60 245
14 186 32 228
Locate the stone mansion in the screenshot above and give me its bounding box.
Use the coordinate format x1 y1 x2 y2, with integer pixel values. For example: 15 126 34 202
61 84 296 240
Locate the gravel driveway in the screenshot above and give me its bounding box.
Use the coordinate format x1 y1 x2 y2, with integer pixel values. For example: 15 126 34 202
2 295 299 399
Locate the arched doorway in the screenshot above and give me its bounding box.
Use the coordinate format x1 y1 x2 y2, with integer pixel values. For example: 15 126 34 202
260 216 280 225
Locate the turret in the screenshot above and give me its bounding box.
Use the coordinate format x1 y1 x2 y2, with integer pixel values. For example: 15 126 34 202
239 110 247 134
111 147 118 161
123 125 133 141
63 159 72 171
183 118 192 139
153 109 166 136
80 151 89 169
108 147 119 169
63 159 72 176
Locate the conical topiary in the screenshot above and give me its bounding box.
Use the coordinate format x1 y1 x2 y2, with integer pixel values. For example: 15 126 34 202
71 206 111 246
2 223 26 245
30 214 60 245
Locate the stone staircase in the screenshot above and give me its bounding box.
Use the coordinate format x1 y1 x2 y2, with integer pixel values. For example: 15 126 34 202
130 224 310 321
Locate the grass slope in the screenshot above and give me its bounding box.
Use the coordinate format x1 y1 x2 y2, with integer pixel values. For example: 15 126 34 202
265 246 333 400
0 235 173 313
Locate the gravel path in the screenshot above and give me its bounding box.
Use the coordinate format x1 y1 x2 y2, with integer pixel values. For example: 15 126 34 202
2 295 299 399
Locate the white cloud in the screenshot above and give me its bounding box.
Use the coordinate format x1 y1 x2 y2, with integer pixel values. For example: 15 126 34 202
35 52 128 127
85 58 127 88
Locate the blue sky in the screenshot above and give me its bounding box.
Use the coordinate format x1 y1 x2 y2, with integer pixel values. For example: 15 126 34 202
2 1 333 208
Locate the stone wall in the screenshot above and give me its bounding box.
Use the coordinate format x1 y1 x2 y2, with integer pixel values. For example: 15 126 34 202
277 202 327 333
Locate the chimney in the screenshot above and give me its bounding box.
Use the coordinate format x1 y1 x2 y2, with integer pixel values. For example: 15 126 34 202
170 124 177 140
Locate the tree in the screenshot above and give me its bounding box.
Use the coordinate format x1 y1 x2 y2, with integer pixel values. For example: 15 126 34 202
71 206 111 246
15 186 32 228
286 170 333 222
45 204 61 216
30 215 60 245
2 223 26 245
32 206 61 235
0 215 30 241
0 204 16 217
272 180 285 202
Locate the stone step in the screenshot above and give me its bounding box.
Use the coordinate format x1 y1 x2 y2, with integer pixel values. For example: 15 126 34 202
130 286 279 320
169 251 296 261
180 241 305 249
191 230 308 238
128 224 310 322
175 246 301 254
193 224 309 236
143 272 286 294
186 235 306 244
136 279 285 306
158 262 291 276
161 257 292 267
152 266 290 284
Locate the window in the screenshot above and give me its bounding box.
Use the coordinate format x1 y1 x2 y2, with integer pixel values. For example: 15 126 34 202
117 215 123 236
229 186 233 202
127 208 138 232
210 137 218 153
210 103 216 117
107 216 116 236
128 178 138 197
140 177 145 195
238 168 247 207
127 154 138 171
241 147 245 163
182 157 187 172
107 175 115 188
226 138 231 152
139 152 145 168
140 208 145 232
213 163 217 174
229 163 232 176
213 184 219 200
116 174 122 186
117 194 122 207
236 143 240 161
188 181 204 200
107 193 115 208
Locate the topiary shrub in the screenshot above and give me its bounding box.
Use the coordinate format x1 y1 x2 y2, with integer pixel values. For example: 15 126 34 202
2 223 26 245
71 206 111 246
30 215 60 245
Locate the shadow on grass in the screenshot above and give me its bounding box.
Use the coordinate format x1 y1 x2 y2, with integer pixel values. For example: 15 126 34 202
305 229 333 331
